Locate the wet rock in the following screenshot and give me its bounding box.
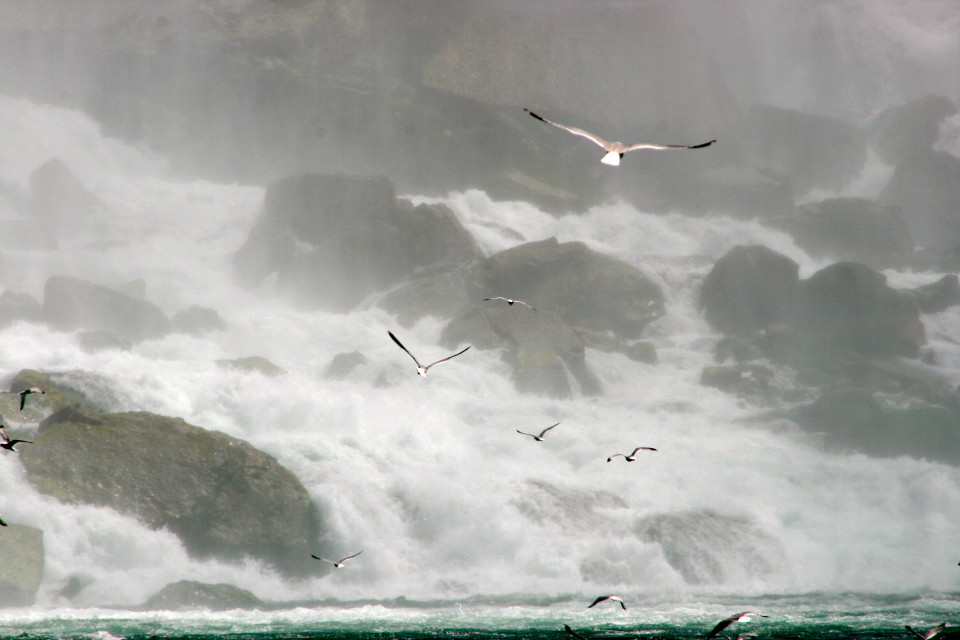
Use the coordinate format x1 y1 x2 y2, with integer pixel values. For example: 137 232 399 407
699 245 800 335
742 104 867 195
42 275 170 342
867 94 958 166
636 510 786 585
171 305 227 335
903 274 960 314
676 165 794 218
880 150 960 250
794 389 960 464
771 197 912 268
700 363 774 397
0 524 44 606
0 291 43 328
77 330 133 353
378 260 480 328
233 174 482 311
29 158 103 237
625 341 658 365
714 336 762 364
324 351 368 380
797 262 925 359
140 580 263 611
216 356 286 377
20 410 318 576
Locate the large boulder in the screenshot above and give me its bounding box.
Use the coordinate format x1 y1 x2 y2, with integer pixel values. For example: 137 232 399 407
741 104 867 195
0 291 43 328
880 150 960 250
0 524 44 606
140 580 263 611
20 409 318 577
42 276 170 342
28 158 104 244
233 174 482 311
635 510 785 585
797 262 925 359
699 245 800 335
867 94 958 166
770 198 912 268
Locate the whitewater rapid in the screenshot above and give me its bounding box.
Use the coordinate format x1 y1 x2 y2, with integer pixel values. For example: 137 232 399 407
0 95 958 609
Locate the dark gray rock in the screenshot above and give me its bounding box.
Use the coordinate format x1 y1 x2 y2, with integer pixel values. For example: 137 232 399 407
140 580 263 611
771 197 912 267
797 262 925 359
881 150 960 250
699 245 800 335
867 94 958 166
171 305 227 335
742 104 867 195
0 291 43 328
42 276 170 342
20 410 318 576
324 351 368 380
904 274 960 314
625 341 658 365
0 525 44 606
233 174 482 311
29 157 103 226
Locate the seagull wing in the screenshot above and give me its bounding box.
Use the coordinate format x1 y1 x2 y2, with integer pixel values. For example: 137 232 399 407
706 615 737 639
18 392 26 411
311 554 335 564
484 297 509 303
564 625 589 640
339 551 363 563
516 430 537 439
587 595 607 608
537 422 560 438
606 454 625 462
425 345 471 370
623 139 716 153
516 300 537 311
630 447 658 456
388 331 422 368
924 624 946 639
0 517 6 526
0 426 8 444
526 109 612 150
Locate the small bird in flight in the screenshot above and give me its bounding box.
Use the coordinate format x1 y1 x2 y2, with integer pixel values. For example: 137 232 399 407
905 623 946 640
705 612 770 639
606 447 657 462
311 550 362 568
525 109 715 167
516 422 560 441
388 331 470 376
483 297 536 311
18 387 44 411
0 426 32 452
587 594 626 610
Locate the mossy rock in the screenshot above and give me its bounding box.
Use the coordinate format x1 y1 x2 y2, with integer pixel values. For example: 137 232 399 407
0 524 44 606
20 410 318 576
140 580 263 611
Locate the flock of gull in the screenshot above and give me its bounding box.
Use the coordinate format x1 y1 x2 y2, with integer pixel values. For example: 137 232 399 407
0 109 948 638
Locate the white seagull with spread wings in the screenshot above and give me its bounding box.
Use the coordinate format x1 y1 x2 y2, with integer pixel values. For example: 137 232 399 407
705 612 770 639
905 623 946 640
516 422 560 442
311 550 362 568
525 109 715 167
606 446 657 462
389 331 470 376
587 594 626 610
483 297 536 311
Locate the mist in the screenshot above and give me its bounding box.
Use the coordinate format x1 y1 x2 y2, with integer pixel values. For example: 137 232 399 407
0 0 958 616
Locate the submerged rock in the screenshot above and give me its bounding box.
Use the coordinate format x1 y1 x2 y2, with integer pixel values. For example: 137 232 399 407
42 275 170 342
881 150 960 250
140 580 263 611
21 410 318 576
0 524 44 606
867 94 958 166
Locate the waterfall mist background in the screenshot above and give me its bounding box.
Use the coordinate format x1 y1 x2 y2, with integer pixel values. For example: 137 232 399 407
0 0 957 621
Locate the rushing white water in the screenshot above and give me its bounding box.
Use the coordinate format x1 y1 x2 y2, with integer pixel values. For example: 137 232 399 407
0 94 958 612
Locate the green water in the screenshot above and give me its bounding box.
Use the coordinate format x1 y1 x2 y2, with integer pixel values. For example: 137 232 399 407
0 593 956 640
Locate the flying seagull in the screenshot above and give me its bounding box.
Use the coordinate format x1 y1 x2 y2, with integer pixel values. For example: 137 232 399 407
516 422 560 441
311 551 362 568
18 387 44 411
525 109 715 167
587 594 626 610
483 297 536 311
564 625 589 640
388 331 470 376
606 447 657 462
0 426 31 452
705 612 770 639
905 623 946 640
